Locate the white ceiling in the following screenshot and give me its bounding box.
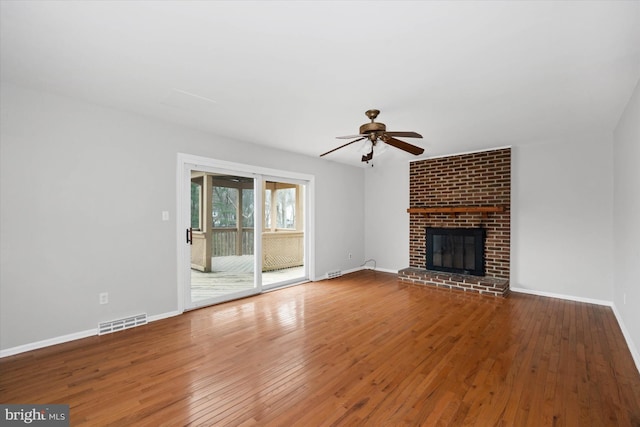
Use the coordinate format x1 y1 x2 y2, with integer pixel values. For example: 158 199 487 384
1 1 639 166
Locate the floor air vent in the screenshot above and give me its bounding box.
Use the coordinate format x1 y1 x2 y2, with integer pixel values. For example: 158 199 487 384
99 313 147 335
327 270 342 279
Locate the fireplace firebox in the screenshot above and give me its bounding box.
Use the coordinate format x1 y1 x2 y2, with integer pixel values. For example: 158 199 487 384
426 227 486 276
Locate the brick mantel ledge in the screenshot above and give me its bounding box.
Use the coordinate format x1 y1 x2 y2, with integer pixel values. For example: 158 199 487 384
398 267 509 297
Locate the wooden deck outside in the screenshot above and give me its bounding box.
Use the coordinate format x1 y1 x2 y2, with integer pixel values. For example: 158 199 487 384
1 270 639 425
191 255 305 301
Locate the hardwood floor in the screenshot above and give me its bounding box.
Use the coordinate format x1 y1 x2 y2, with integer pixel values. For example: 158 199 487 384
1 270 639 426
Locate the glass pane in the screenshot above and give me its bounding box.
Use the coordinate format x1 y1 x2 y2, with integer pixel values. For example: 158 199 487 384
242 189 254 227
191 174 256 306
264 189 272 229
464 236 476 270
276 188 296 229
452 236 464 269
263 182 305 288
433 235 442 267
212 187 238 227
442 236 453 268
190 182 201 230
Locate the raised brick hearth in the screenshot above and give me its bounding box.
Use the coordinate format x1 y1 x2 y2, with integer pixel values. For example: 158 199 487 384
400 148 511 297
398 267 509 297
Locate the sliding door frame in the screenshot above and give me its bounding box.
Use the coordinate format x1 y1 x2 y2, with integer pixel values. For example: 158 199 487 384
176 153 315 313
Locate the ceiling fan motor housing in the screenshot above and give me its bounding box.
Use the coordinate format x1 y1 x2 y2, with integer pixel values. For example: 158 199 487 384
359 121 386 135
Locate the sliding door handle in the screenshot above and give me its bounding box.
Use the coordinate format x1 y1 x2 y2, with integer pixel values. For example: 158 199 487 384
186 228 193 245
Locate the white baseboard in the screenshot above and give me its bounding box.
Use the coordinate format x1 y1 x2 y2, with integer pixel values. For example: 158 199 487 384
0 329 97 358
0 310 182 359
511 287 639 375
510 287 613 307
610 304 640 375
370 267 398 274
147 310 181 323
322 266 399 279
340 266 364 276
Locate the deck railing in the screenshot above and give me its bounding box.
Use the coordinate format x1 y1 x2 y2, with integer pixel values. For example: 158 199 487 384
212 228 254 256
262 231 304 271
212 228 303 271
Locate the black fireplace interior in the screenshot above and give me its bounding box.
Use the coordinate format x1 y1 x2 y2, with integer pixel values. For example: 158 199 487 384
426 227 485 276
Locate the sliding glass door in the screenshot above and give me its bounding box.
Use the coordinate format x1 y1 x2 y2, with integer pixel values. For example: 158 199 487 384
178 154 313 312
185 167 259 309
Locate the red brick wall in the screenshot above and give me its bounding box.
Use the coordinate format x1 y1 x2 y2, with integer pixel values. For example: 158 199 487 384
408 148 511 279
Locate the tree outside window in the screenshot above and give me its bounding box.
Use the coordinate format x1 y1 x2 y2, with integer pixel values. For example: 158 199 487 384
265 189 272 228
212 186 254 228
212 186 238 227
264 184 297 230
242 189 254 227
191 181 202 230
276 188 296 229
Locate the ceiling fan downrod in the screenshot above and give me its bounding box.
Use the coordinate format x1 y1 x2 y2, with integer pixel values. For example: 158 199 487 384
359 110 386 136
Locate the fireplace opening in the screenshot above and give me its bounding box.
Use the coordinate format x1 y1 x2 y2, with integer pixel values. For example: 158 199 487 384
426 227 485 276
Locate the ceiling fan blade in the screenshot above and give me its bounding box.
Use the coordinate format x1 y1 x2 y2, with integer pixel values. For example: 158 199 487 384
384 131 423 138
382 135 424 155
336 134 366 139
320 137 366 157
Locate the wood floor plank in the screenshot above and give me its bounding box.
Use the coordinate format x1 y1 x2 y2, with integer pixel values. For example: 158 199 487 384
1 270 639 426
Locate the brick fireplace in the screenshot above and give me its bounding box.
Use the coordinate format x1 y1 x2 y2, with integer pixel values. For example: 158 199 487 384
398 147 511 296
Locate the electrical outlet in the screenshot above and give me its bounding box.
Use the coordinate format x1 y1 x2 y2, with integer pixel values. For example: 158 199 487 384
99 292 109 305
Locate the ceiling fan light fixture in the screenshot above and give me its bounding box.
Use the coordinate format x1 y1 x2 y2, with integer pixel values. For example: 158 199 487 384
360 139 373 153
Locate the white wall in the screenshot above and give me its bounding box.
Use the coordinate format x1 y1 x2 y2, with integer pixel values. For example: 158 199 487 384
613 79 640 366
511 135 614 301
364 151 410 272
0 83 365 352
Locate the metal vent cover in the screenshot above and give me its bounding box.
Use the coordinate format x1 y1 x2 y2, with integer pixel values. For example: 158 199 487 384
327 270 342 279
98 313 147 335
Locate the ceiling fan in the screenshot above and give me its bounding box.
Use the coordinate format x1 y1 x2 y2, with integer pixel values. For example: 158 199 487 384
320 109 424 164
